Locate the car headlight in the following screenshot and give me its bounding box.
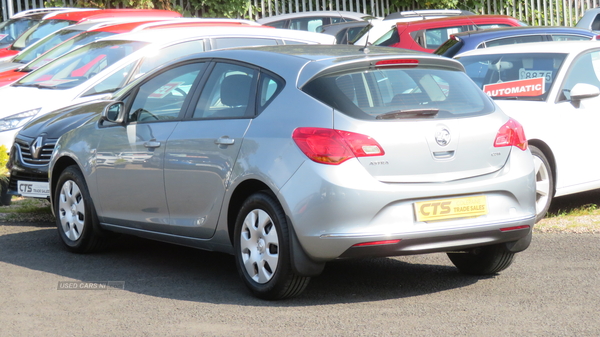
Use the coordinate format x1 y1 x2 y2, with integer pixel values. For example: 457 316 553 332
0 108 41 132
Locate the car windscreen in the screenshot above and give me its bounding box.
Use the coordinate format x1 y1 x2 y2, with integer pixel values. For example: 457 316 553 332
20 31 117 71
14 40 148 90
14 28 84 65
11 19 76 50
456 53 567 101
373 27 399 46
0 18 39 45
302 66 495 120
434 37 463 57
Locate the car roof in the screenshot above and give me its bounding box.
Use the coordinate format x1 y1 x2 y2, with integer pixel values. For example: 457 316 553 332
455 40 600 57
9 7 81 19
396 15 523 28
257 11 372 23
173 44 464 86
43 9 181 23
451 25 596 39
100 25 335 44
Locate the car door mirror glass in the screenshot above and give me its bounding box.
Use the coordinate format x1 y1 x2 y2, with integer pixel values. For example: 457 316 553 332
102 102 125 123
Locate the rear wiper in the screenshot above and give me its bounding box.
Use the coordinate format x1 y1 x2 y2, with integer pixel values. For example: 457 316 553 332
376 108 439 120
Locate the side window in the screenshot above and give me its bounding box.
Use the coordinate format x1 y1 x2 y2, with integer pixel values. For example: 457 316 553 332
258 71 285 113
289 17 325 32
193 63 257 119
135 40 205 79
561 51 600 100
212 38 278 49
423 26 463 49
128 62 205 123
551 34 592 41
485 35 544 48
82 62 137 97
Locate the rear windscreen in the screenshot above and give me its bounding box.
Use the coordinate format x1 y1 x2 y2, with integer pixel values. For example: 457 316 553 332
302 66 495 120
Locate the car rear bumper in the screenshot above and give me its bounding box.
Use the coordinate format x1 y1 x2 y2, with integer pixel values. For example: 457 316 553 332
278 148 536 261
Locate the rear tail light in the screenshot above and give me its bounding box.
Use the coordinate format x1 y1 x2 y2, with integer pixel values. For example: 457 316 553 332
292 127 385 165
494 118 528 151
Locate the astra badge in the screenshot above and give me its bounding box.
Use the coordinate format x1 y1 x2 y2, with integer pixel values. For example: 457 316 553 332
435 126 451 147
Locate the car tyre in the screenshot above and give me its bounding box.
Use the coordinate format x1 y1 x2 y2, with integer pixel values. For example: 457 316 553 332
447 244 515 275
55 166 111 253
530 145 553 223
234 192 310 300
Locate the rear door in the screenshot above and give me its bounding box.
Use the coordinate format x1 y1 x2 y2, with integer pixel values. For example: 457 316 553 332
163 61 260 238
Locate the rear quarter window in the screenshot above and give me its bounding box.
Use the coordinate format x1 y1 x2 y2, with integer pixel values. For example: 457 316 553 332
302 66 494 120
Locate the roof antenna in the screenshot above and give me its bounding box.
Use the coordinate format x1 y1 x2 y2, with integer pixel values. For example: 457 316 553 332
360 17 371 53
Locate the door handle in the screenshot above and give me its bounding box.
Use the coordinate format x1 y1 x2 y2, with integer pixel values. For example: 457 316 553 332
144 140 161 148
215 137 235 145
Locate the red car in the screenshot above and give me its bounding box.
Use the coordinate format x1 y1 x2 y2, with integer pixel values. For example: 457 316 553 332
0 9 182 59
0 19 263 87
373 15 526 53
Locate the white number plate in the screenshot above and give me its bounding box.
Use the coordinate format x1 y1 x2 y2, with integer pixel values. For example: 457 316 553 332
18 181 50 198
519 68 553 82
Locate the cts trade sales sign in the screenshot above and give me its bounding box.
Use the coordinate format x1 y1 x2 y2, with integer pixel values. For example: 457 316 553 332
483 77 545 97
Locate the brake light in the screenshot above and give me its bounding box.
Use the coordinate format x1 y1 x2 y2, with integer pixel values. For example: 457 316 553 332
352 239 401 247
494 118 528 151
292 127 385 165
375 59 419 68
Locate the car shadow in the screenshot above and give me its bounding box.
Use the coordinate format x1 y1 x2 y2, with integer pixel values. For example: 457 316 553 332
0 225 488 306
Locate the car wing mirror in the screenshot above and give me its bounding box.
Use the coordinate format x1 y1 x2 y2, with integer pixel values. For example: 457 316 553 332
570 83 600 108
101 102 126 124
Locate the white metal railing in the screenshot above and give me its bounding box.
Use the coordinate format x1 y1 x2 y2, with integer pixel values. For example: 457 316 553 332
1 0 597 26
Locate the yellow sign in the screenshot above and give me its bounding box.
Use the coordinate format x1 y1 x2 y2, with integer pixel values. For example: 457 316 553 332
414 195 487 222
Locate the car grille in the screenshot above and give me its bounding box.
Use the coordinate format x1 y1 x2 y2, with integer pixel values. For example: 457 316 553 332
15 138 57 165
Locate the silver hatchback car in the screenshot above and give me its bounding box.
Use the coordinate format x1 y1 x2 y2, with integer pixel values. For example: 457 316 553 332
49 45 536 299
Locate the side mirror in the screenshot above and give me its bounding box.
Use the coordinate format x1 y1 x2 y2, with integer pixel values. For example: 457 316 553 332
570 83 600 108
101 102 125 124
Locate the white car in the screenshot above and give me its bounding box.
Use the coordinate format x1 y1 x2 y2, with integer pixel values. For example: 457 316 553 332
455 40 600 221
0 26 334 149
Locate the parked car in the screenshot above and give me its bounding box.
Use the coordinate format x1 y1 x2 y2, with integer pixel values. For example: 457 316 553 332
256 10 373 32
353 9 475 46
373 15 526 53
455 40 600 221
47 44 535 299
0 9 182 59
6 26 334 196
318 20 371 44
575 7 600 31
0 8 76 49
435 26 598 58
0 18 262 86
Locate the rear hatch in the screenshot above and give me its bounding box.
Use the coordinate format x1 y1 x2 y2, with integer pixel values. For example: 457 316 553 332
302 57 521 183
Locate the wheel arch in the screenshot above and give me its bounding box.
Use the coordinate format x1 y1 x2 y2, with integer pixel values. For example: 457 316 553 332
50 156 79 207
226 179 274 245
528 139 557 197
226 178 325 277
